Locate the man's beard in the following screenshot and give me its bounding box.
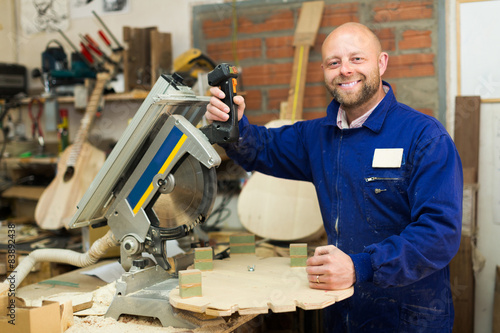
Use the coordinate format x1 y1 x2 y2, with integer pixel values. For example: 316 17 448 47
326 70 380 110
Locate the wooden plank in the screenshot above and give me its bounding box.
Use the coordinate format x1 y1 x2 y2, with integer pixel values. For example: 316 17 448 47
449 235 474 333
293 1 325 47
170 255 353 316
123 26 157 91
150 30 172 85
285 1 324 122
285 46 310 121
494 266 500 333
454 96 480 184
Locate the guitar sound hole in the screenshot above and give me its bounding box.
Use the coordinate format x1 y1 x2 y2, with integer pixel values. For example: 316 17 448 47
63 167 75 182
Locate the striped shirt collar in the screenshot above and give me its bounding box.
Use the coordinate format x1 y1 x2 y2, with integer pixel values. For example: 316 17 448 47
336 85 390 129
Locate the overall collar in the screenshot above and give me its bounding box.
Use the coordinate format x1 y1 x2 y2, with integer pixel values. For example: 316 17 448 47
324 81 396 134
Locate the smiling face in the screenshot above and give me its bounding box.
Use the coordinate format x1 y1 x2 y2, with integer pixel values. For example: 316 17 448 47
322 23 388 116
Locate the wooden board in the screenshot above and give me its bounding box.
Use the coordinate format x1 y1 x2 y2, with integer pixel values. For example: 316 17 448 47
293 1 325 47
449 235 475 333
150 30 172 84
169 254 353 316
238 120 324 241
454 96 480 184
494 266 500 333
123 26 156 91
285 1 324 121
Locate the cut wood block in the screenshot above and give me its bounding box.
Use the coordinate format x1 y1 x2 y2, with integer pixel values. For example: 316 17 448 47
170 255 353 316
290 243 308 267
42 292 94 313
230 233 256 255
195 247 214 271
59 300 74 332
179 269 202 299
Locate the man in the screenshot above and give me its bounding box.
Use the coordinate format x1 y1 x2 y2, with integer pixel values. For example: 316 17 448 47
206 22 462 332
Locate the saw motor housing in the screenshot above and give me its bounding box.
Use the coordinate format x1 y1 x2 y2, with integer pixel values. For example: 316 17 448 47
69 64 239 271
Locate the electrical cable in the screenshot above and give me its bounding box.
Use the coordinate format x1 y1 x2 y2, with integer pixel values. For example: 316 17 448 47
201 180 240 232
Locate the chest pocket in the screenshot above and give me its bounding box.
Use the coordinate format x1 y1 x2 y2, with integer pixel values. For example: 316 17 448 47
363 167 410 231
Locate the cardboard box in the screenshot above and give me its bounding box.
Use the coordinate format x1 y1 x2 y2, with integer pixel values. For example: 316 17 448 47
0 300 72 333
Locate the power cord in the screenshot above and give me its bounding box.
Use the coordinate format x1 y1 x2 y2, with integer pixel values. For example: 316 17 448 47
201 180 240 232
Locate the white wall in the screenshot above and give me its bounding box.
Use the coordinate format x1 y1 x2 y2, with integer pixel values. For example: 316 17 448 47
0 0 17 63
447 1 500 332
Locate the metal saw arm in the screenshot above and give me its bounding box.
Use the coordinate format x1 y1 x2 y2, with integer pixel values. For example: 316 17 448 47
70 64 239 272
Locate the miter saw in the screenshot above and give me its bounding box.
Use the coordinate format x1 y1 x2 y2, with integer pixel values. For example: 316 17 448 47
68 63 239 327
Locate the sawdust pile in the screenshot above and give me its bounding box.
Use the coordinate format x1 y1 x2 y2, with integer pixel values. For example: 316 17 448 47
68 315 190 332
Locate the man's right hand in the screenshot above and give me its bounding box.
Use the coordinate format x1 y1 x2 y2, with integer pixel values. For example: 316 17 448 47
205 86 246 123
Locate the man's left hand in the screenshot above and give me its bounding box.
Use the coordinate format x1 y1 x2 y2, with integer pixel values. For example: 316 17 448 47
306 245 356 290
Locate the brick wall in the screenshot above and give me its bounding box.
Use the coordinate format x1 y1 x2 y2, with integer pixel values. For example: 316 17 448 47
192 0 440 125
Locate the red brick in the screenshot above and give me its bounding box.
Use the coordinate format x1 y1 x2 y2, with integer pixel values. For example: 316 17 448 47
306 61 324 84
374 28 396 52
243 63 293 86
417 108 434 117
207 38 262 62
399 30 432 50
312 33 327 55
266 36 294 59
303 85 328 109
238 10 295 35
202 18 233 39
373 0 433 23
321 3 360 27
384 53 435 79
242 89 262 111
268 88 289 111
303 110 327 120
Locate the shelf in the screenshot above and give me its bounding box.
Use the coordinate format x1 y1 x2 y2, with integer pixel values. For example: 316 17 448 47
2 185 45 200
3 157 58 165
20 89 149 105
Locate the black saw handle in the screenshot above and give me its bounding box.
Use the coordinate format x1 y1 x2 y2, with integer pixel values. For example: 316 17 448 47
201 63 239 144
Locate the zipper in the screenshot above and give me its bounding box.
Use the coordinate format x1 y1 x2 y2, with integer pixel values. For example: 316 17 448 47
334 130 343 247
364 177 401 182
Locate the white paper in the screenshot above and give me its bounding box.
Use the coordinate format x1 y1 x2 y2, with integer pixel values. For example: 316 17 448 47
372 148 404 168
82 261 125 283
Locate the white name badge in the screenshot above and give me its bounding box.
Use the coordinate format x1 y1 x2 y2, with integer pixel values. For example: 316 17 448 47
372 148 404 168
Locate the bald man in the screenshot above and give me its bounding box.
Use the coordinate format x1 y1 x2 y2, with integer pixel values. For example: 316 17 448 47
206 22 462 332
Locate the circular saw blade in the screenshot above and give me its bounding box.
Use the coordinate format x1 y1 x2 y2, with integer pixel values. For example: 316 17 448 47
154 154 217 228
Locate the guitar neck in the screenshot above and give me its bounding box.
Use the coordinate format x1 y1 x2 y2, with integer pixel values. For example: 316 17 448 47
66 73 109 167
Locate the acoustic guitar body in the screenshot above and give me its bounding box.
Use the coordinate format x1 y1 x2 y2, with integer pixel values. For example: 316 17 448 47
35 142 105 230
237 119 325 242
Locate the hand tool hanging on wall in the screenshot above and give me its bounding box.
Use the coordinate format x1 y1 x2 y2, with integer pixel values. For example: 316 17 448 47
92 10 124 51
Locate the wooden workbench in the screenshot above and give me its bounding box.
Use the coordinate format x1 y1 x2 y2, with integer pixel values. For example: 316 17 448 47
16 260 259 332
